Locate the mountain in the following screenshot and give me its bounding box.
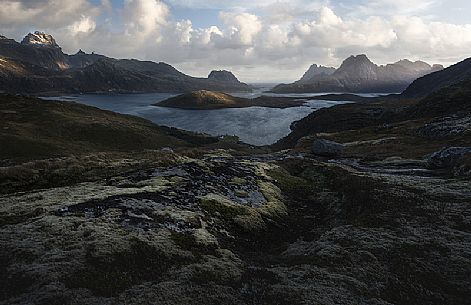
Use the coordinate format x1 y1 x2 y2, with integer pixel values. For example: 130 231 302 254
401 57 471 98
298 64 336 83
274 57 471 149
0 32 68 70
0 32 252 94
21 32 60 48
208 70 241 83
272 54 443 93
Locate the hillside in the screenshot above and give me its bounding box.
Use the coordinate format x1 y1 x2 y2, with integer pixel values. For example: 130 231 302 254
0 94 222 163
0 32 252 94
272 54 442 93
401 57 471 98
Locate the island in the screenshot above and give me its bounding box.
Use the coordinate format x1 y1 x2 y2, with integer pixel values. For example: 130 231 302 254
154 90 307 109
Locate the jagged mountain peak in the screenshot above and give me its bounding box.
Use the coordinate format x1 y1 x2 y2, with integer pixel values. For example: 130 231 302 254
334 54 377 79
298 64 336 83
339 54 375 67
394 59 431 71
21 31 59 48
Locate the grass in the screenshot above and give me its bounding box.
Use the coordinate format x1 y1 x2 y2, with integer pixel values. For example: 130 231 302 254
0 94 220 162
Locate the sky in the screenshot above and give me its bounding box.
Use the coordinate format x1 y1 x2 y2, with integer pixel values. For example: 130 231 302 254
0 0 470 82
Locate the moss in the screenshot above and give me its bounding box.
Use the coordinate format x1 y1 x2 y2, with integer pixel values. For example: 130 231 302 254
0 252 35 301
0 208 45 227
170 231 199 250
230 177 247 185
199 194 250 219
258 181 287 219
268 167 313 196
65 238 187 297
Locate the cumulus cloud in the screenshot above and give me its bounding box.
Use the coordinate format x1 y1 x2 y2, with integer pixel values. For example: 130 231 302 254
68 16 96 35
123 0 169 36
214 12 262 48
0 0 470 82
0 0 99 29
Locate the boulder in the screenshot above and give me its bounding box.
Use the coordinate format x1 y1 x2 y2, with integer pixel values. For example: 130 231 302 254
426 147 471 168
311 139 345 157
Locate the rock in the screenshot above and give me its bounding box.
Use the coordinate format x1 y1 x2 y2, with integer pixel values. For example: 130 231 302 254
160 147 174 153
417 116 471 138
298 64 336 83
208 70 241 84
426 147 471 168
311 139 345 157
21 31 59 48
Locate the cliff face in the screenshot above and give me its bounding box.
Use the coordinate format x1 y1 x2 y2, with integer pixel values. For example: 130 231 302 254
0 32 69 71
208 70 240 83
272 54 443 93
298 64 336 83
0 33 252 94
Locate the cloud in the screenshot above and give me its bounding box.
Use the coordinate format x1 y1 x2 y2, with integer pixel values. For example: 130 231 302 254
0 0 99 28
123 0 169 36
0 0 470 82
68 16 96 35
214 12 262 48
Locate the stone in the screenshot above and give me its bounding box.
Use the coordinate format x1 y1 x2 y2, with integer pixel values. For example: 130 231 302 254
311 139 345 157
426 146 471 168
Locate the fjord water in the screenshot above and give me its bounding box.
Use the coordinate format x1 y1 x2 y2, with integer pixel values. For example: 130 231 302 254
44 90 355 145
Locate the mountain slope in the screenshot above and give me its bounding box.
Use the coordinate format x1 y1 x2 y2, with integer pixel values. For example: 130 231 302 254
272 55 443 93
401 57 471 98
298 64 336 83
0 32 252 94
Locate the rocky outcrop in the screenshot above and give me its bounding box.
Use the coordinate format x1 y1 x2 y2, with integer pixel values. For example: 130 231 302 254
21 31 59 48
208 70 240 83
311 139 345 156
417 116 471 138
298 64 335 83
0 32 68 70
272 54 443 93
426 147 471 169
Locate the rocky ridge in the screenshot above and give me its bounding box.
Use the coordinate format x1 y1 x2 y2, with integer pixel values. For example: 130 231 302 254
298 64 336 83
272 54 443 93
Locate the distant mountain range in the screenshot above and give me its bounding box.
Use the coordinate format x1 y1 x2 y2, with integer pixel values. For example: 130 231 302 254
272 54 443 93
275 56 471 148
0 31 251 94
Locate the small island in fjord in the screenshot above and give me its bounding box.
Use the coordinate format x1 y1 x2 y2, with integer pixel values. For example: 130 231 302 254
155 90 306 109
